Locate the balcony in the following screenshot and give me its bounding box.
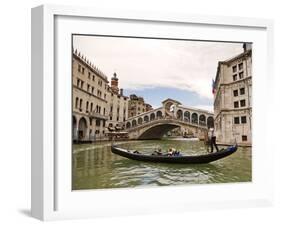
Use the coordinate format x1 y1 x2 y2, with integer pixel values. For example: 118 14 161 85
88 111 108 120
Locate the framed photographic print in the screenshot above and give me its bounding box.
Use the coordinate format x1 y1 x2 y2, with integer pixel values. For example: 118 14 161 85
31 4 274 221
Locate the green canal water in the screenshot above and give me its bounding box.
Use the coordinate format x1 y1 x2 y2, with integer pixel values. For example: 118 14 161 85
72 138 252 190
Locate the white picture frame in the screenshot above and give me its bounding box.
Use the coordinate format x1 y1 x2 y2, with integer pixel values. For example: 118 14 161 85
31 4 274 221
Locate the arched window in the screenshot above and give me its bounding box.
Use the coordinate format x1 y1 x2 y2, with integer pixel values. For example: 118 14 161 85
184 111 190 122
191 113 198 124
138 117 143 125
207 116 214 128
150 113 155 121
144 115 149 123
132 120 137 127
177 109 183 120
199 114 206 126
156 111 162 119
126 122 131 129
78 117 87 140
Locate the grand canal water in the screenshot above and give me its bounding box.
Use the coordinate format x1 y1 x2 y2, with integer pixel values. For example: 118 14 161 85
72 138 251 190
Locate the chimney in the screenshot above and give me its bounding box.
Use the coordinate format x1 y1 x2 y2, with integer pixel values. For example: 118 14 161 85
243 43 252 52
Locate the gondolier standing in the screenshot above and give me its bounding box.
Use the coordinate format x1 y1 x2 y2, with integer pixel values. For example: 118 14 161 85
208 127 219 153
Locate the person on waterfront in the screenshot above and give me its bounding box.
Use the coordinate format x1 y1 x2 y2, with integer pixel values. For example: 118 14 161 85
208 127 219 152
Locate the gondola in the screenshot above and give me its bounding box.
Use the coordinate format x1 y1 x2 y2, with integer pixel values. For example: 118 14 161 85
111 145 238 164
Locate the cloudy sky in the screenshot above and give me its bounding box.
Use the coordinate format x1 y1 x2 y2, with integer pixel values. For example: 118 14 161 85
73 35 244 111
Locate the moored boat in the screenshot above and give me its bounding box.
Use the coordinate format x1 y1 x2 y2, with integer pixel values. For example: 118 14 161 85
111 145 238 164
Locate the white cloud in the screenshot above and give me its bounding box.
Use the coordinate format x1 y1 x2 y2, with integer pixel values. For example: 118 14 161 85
191 105 214 113
73 36 243 100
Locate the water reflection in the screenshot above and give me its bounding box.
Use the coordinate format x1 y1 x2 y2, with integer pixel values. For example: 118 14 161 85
72 139 251 190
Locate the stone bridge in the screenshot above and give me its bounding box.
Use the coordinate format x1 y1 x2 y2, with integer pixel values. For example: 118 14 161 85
124 98 214 140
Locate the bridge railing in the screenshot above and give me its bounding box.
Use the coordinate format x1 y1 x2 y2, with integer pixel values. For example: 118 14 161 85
125 117 208 131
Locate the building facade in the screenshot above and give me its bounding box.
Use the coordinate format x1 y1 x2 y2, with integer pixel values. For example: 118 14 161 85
128 94 153 118
72 50 128 142
214 44 252 146
106 73 129 131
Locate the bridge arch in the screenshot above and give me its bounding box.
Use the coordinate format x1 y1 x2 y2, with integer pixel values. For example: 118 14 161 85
134 120 206 140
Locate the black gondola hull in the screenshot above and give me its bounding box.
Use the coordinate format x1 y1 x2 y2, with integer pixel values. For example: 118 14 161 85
111 145 238 164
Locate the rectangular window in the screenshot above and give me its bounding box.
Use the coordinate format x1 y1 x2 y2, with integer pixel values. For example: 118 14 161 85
96 120 100 126
232 65 237 73
241 116 247 123
242 135 247 141
240 87 245 95
88 72 91 79
240 99 246 107
92 75 95 81
91 87 94 94
80 81 84 89
79 99 83 111
234 101 239 108
78 64 81 72
233 90 238 97
75 98 79 109
76 78 80 87
82 67 85 74
238 63 243 70
233 74 237 81
87 84 90 92
234 117 240 124
239 72 244 79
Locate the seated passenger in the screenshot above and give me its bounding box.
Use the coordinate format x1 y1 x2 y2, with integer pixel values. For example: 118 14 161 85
152 148 162 155
167 148 173 156
156 148 162 155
